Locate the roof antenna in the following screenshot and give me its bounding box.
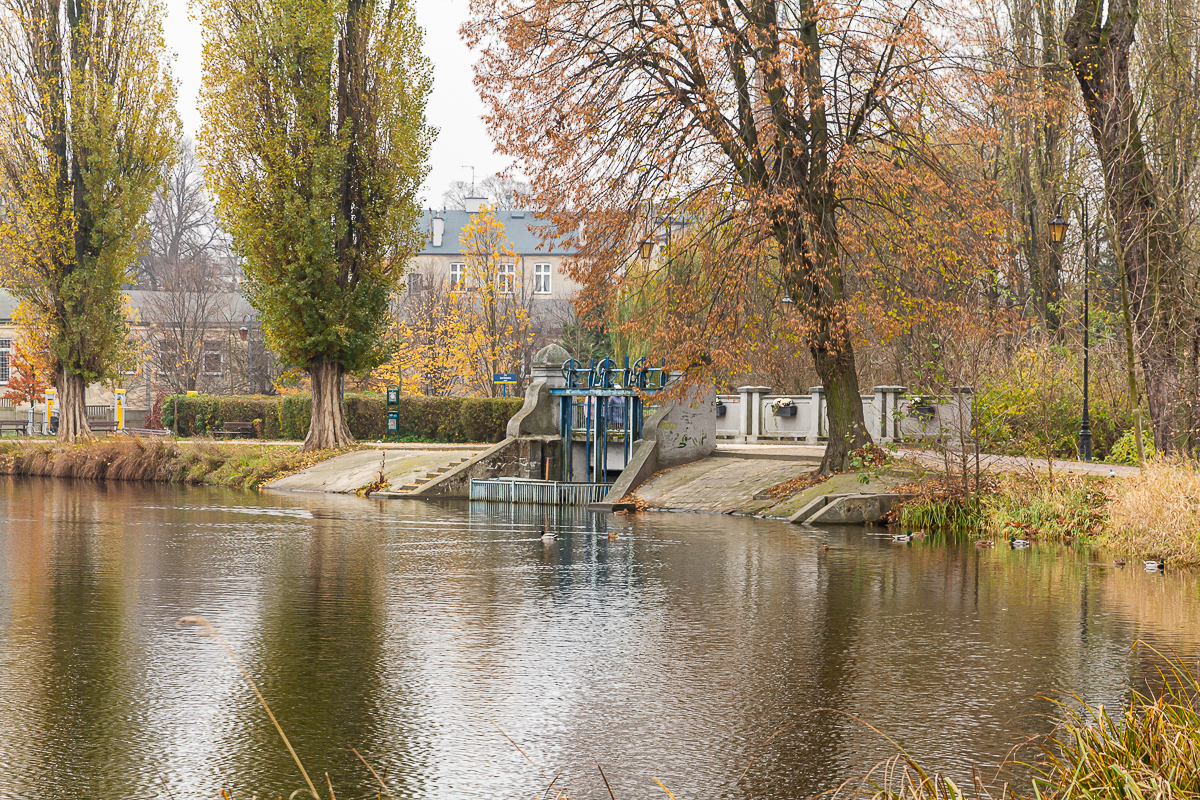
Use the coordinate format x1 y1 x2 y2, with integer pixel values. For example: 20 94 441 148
462 165 476 195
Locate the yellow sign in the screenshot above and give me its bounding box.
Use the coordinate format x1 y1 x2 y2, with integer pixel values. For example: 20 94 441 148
114 389 126 429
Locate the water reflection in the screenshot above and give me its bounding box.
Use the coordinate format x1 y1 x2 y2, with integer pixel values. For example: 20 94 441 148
0 477 1197 799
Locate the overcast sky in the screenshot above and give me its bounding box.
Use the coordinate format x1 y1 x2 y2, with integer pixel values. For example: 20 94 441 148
162 0 510 207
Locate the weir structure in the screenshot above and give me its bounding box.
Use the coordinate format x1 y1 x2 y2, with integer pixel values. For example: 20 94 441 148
379 343 715 505
553 356 671 484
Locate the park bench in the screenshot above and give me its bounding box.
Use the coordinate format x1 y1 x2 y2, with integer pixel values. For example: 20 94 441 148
0 420 31 436
89 420 118 436
215 421 255 439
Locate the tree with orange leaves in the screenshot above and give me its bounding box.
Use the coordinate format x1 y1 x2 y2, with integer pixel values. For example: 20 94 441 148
467 0 993 472
3 302 54 407
3 341 52 408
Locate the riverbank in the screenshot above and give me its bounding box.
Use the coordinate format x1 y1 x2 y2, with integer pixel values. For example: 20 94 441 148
0 437 351 490
896 461 1200 566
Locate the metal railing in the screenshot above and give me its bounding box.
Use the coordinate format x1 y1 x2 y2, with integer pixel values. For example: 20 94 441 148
470 478 610 505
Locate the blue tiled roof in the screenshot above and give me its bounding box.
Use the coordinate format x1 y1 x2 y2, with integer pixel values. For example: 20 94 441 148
419 209 574 256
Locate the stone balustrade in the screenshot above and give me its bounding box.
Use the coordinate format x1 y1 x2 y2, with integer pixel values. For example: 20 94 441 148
715 385 972 444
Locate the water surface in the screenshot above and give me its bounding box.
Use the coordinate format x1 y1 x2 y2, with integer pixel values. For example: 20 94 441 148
0 477 1196 799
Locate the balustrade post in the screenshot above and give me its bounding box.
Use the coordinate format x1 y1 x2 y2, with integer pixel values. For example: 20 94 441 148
736 385 771 442
872 386 907 441
807 387 825 442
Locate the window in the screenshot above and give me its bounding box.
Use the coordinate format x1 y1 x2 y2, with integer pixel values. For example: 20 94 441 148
497 263 515 294
449 262 465 291
202 346 223 376
534 263 552 295
0 339 10 384
408 273 423 294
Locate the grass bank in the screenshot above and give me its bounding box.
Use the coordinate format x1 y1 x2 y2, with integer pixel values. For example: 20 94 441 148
0 438 349 490
898 459 1200 566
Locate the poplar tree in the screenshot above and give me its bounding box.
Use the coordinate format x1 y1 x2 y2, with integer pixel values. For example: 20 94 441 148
200 0 432 451
0 0 178 442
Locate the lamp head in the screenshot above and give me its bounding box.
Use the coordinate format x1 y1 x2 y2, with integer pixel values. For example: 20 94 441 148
238 326 249 341
1048 213 1068 243
639 239 654 260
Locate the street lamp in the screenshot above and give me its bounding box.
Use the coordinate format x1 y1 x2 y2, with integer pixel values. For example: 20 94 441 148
639 239 654 260
1049 192 1092 461
241 315 255 394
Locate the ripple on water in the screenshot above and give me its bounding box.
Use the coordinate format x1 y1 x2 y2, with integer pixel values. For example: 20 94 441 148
0 478 1196 799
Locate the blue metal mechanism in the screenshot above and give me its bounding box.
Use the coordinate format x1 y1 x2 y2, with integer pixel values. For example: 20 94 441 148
551 357 671 484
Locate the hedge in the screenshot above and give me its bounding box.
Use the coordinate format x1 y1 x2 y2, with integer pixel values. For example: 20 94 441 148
160 393 524 443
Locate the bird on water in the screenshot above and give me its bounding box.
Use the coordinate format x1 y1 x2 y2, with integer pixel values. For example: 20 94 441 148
1009 537 1031 549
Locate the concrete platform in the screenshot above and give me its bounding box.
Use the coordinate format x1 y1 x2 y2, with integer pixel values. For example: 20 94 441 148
265 448 482 494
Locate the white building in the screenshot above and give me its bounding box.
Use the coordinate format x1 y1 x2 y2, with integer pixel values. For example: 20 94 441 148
406 200 579 335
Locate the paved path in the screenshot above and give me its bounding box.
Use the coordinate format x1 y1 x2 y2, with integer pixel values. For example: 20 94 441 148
715 442 1141 477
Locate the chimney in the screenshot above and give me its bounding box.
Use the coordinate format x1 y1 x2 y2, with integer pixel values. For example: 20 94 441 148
432 216 445 247
464 196 487 213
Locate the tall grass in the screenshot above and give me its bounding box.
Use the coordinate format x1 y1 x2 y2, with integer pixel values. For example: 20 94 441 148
0 439 347 489
828 649 1200 800
1026 653 1200 800
982 474 1107 543
896 478 987 533
1105 458 1200 566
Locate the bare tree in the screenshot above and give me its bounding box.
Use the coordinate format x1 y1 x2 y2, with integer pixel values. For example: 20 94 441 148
441 174 530 212
138 139 232 290
1066 0 1190 453
142 254 227 394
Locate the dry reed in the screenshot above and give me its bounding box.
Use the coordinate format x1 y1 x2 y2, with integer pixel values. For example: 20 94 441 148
0 438 344 489
1104 458 1200 566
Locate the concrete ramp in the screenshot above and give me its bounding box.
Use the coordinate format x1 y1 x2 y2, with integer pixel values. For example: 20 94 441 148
791 492 914 525
626 454 821 515
265 447 482 494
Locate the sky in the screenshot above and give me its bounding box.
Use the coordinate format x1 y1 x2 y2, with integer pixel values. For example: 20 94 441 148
162 0 510 207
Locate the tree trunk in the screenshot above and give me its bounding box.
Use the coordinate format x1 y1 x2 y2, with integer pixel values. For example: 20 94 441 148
1066 0 1185 452
56 368 91 443
780 203 872 474
304 359 354 451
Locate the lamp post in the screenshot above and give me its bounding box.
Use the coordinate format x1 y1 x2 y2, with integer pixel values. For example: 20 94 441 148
239 315 255 394
1049 191 1092 461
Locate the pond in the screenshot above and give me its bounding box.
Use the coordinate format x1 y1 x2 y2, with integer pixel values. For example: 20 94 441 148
0 477 1197 799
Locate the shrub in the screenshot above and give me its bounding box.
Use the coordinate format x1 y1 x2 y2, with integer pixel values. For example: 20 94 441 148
1104 428 1154 465
973 343 1138 461
159 393 522 442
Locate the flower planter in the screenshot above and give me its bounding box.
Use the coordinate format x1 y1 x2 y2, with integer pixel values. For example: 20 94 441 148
773 405 797 417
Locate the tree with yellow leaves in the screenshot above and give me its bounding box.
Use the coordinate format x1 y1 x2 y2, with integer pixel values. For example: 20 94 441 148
458 206 535 397
393 206 536 397
0 0 178 441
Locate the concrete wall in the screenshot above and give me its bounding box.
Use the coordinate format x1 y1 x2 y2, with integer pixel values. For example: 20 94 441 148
593 390 717 509
655 390 717 466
